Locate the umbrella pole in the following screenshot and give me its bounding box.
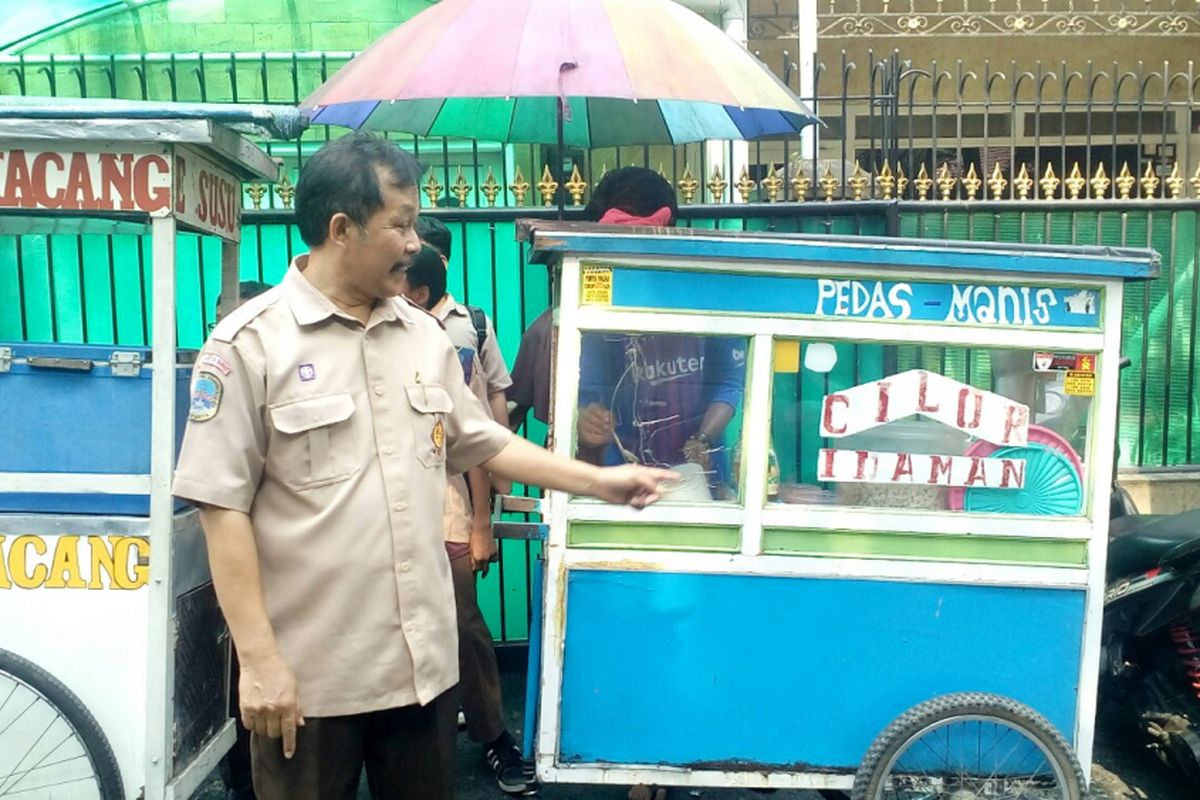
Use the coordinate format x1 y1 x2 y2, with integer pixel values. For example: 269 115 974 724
556 98 565 220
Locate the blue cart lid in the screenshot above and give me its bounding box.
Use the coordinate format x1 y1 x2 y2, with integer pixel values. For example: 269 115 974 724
0 341 197 366
519 221 1160 281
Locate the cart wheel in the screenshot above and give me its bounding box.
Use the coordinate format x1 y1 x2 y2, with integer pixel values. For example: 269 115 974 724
0 648 124 799
851 692 1085 800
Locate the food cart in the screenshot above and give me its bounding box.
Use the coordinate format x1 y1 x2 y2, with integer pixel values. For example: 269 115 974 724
518 221 1158 798
0 102 285 800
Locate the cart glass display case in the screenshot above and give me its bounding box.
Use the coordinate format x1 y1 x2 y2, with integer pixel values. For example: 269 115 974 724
525 222 1158 794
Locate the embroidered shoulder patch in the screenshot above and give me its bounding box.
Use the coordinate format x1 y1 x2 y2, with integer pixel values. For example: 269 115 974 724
189 371 224 422
199 352 233 376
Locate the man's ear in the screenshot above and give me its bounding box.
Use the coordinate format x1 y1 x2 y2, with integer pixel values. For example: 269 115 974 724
328 212 353 246
412 286 430 309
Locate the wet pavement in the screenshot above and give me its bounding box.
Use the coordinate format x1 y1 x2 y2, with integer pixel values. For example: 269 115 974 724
196 653 1197 799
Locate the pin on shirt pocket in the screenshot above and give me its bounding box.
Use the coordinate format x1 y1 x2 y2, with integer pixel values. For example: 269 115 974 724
405 384 454 468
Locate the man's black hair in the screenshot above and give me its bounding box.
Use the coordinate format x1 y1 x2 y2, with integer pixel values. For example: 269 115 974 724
404 245 448 310
415 215 452 260
295 132 423 247
584 166 678 223
239 280 273 301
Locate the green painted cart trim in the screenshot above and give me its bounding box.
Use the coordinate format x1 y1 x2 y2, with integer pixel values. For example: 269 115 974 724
762 528 1089 567
568 521 741 552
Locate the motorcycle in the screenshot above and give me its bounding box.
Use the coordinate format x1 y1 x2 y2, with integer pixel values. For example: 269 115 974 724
1101 497 1200 784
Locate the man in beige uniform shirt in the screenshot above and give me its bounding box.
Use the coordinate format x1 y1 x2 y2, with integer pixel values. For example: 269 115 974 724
172 133 670 800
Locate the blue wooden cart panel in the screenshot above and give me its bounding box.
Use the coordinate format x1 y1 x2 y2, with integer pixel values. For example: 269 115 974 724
559 570 1085 769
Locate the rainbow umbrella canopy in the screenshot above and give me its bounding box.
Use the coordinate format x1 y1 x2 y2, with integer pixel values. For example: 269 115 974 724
300 0 817 147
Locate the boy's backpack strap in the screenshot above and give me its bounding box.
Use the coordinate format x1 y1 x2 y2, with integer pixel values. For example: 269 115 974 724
466 304 488 351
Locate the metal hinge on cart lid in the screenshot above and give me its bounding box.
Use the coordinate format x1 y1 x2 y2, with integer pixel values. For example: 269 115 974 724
110 351 142 377
0 347 10 373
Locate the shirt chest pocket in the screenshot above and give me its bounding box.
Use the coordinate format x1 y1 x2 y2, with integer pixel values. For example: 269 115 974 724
269 392 358 489
405 384 453 468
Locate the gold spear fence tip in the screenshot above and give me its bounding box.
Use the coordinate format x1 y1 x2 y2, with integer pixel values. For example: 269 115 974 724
1090 162 1111 199
678 165 699 204
1115 162 1136 199
791 164 812 202
819 165 839 202
423 170 443 206
707 165 728 203
565 164 588 206
1165 162 1185 199
735 165 757 203
1039 163 1060 200
895 162 908 197
961 163 981 201
450 166 472 206
481 167 502 207
1140 162 1160 199
987 163 1007 200
245 183 267 210
935 162 956 201
913 163 933 201
1012 164 1033 200
536 165 559 207
1064 163 1085 200
508 166 530 207
876 162 895 200
760 163 785 203
848 161 869 201
275 172 295 208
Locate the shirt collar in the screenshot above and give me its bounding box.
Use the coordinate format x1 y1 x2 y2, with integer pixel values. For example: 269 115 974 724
434 292 469 323
284 255 414 328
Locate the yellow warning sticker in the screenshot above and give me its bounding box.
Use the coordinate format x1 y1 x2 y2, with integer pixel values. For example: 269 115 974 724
581 266 613 306
1064 370 1096 397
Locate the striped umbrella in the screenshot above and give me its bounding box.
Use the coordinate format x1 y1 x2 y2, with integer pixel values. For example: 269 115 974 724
300 0 817 147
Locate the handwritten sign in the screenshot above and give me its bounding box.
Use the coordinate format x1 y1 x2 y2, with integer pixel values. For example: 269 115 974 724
0 534 148 590
173 146 243 240
0 148 170 214
608 268 1104 329
821 370 1030 446
817 449 1026 489
813 279 1098 328
0 145 243 241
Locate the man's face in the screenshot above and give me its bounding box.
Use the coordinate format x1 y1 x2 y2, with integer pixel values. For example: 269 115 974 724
343 167 421 300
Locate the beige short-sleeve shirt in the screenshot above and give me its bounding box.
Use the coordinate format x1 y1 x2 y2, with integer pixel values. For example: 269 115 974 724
435 294 512 398
443 356 491 544
172 259 511 717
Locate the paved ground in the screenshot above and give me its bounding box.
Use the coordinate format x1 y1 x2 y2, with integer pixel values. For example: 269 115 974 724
196 657 1198 799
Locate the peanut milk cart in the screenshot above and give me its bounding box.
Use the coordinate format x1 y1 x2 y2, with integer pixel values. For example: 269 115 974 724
518 221 1158 799
0 101 288 800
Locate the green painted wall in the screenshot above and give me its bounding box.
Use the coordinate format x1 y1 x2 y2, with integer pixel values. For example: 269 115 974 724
11 0 434 56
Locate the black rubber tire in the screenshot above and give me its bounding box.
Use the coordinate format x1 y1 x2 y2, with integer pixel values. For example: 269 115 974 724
0 647 124 800
851 692 1086 800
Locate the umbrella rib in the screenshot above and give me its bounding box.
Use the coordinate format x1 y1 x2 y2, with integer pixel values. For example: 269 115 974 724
658 101 675 147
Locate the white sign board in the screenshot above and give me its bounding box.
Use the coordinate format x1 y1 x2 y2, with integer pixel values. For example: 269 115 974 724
817 449 1026 489
0 144 243 241
820 369 1029 446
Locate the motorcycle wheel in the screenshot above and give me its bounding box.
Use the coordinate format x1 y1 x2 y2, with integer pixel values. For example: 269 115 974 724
851 692 1086 800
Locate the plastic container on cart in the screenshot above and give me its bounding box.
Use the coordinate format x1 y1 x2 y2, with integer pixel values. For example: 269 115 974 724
0 342 196 515
835 418 970 510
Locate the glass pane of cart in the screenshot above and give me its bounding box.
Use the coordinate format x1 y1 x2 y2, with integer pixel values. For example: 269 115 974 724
769 340 1096 516
576 331 749 502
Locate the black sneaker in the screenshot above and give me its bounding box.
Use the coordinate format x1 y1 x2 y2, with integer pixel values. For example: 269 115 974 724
484 731 538 795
